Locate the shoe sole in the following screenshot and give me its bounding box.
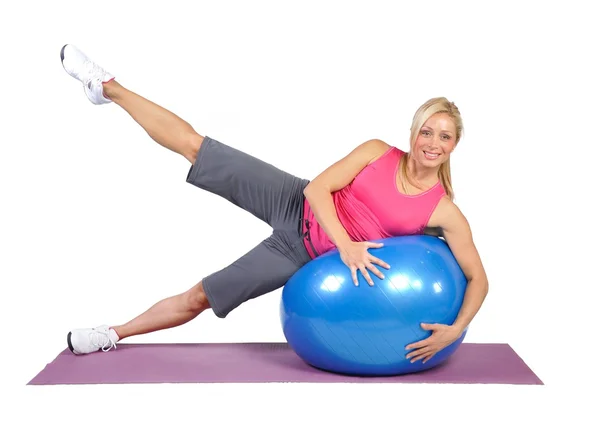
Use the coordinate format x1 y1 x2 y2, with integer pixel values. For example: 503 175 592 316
67 331 76 354
60 44 68 70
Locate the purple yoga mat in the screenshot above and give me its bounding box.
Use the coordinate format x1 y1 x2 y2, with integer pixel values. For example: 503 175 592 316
28 342 543 385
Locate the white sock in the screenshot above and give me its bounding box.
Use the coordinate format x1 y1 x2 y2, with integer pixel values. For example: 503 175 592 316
109 328 120 342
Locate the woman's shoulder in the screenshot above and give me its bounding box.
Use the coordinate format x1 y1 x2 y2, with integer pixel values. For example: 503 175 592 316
363 139 400 165
428 196 468 230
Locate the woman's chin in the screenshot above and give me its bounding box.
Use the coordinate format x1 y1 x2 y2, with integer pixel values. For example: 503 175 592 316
418 157 442 168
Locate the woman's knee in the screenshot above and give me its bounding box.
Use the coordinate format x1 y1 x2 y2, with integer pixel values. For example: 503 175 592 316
185 280 211 312
184 133 205 164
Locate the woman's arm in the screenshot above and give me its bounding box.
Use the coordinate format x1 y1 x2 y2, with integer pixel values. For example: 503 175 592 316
429 197 489 333
304 138 392 285
303 138 389 249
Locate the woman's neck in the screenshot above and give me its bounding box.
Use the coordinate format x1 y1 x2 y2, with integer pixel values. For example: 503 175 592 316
406 154 439 187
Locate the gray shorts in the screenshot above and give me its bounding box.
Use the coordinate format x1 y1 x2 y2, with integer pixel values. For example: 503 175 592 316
186 136 312 318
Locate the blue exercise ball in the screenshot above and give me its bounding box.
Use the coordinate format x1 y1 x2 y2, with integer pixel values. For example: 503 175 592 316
280 235 468 376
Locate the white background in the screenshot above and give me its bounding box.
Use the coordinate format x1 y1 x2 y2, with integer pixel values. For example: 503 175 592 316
1 0 598 422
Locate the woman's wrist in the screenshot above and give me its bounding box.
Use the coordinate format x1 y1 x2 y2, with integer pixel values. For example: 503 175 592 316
335 237 353 251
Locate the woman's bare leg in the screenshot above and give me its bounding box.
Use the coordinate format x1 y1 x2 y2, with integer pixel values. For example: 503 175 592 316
111 281 210 340
102 80 204 164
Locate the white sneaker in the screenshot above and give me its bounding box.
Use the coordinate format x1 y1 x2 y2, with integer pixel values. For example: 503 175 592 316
67 325 120 355
60 44 115 105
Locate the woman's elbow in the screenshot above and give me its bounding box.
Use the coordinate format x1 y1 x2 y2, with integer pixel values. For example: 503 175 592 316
304 181 327 196
472 274 489 296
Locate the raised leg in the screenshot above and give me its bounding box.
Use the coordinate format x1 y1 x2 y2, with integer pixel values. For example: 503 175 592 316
103 80 204 164
61 44 204 164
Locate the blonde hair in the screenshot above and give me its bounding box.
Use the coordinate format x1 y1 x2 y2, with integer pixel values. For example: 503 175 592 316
398 97 463 201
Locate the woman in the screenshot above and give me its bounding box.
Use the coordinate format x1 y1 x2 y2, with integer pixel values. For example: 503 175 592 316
61 44 488 365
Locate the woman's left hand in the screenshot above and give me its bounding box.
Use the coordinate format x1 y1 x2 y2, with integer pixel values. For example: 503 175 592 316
405 323 462 364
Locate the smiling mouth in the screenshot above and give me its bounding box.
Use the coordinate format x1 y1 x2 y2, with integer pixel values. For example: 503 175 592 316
423 151 440 160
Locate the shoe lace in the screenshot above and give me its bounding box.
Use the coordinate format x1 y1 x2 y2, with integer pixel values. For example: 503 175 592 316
89 328 117 352
81 59 106 88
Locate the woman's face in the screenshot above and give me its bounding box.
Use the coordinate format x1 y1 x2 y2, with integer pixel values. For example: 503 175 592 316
413 113 457 168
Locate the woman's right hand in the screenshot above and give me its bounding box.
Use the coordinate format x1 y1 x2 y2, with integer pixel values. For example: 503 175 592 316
338 241 391 286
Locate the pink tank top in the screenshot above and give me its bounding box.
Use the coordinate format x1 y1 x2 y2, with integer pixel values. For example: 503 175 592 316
302 147 446 259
